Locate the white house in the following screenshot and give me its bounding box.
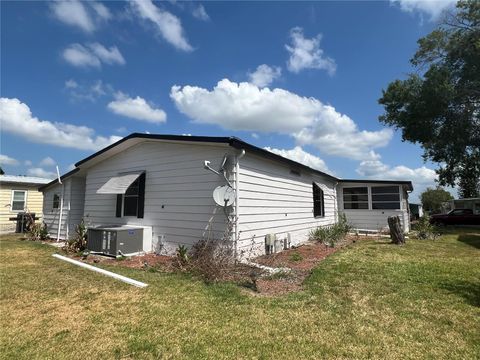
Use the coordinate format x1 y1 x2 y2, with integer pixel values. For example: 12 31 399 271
40 133 413 258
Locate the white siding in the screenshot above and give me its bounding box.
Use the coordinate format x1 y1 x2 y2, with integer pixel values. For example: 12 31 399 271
42 177 86 239
237 153 337 258
67 177 86 236
42 180 71 239
337 183 411 233
83 141 235 254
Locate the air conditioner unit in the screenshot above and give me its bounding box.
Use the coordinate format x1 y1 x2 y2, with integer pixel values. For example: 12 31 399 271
87 225 151 256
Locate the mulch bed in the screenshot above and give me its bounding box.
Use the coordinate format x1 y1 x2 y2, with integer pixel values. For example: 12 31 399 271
81 253 177 272
251 236 364 296
62 235 370 296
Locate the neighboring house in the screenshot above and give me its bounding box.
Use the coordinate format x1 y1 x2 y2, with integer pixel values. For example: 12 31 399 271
409 203 424 220
443 198 480 215
0 175 51 233
40 133 413 258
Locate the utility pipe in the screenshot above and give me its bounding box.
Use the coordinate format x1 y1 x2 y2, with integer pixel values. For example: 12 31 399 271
56 166 64 242
234 149 245 261
52 254 148 288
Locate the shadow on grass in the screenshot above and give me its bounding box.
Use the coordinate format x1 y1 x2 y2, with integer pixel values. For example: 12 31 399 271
457 234 480 249
439 280 480 307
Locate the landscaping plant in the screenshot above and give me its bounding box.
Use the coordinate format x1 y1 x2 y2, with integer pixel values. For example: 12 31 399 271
64 219 88 253
414 215 440 240
309 213 352 247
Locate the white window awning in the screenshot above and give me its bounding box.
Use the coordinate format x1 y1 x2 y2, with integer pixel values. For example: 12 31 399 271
96 171 143 194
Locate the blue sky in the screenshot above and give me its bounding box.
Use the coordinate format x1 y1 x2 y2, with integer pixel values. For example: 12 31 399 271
0 0 457 201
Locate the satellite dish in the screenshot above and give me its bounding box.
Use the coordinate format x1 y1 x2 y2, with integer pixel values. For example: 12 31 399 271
213 185 235 207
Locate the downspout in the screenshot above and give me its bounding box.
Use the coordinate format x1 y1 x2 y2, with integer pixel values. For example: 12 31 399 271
234 149 245 261
333 181 339 223
56 166 64 242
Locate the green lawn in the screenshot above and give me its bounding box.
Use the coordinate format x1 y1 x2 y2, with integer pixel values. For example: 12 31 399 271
1 229 479 359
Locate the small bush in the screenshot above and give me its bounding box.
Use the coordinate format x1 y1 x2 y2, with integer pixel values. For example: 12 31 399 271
64 219 88 253
188 238 234 282
27 222 48 241
290 252 303 262
175 245 189 267
309 213 352 247
413 216 440 240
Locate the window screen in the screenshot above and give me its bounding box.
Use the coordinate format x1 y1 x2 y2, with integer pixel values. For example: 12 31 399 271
11 190 26 211
124 178 140 217
371 186 400 210
53 194 60 209
313 183 324 217
343 187 368 210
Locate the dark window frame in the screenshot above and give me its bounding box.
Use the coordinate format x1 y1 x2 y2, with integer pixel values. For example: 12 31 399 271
116 172 146 219
313 183 325 218
343 187 368 210
371 185 401 210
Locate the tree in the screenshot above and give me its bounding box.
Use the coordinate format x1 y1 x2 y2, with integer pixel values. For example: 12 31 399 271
379 0 480 198
0 167 4 175
420 187 454 214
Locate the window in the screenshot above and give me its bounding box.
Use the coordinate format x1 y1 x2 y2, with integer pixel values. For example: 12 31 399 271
124 177 140 216
371 186 400 210
11 190 26 211
343 187 368 209
313 183 324 217
53 194 60 209
116 172 146 218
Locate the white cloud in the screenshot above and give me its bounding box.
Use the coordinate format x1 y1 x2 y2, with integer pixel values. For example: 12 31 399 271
108 92 167 123
286 27 336 75
50 0 95 32
170 79 392 160
0 98 122 151
27 167 57 179
64 79 113 102
50 1 111 32
0 154 19 166
356 159 440 202
90 2 112 21
24 160 33 166
391 0 457 21
356 159 438 183
248 64 282 87
265 146 331 174
65 79 78 89
192 4 210 21
130 0 193 51
251 133 259 139
39 157 56 167
62 43 125 68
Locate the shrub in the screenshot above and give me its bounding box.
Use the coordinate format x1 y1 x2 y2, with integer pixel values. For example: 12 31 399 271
175 245 189 267
186 218 236 282
290 252 303 262
64 219 88 253
27 222 48 241
309 213 352 247
413 215 440 240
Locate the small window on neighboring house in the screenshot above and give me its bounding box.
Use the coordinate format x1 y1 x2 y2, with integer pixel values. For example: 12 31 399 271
313 183 325 217
371 186 400 210
343 187 368 209
11 190 26 211
53 194 60 209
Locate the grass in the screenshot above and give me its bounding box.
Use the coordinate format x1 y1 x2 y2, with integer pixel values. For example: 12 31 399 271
1 228 479 359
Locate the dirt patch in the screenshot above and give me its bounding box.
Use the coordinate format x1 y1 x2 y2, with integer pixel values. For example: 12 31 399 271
62 235 367 297
80 253 177 272
249 236 366 296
